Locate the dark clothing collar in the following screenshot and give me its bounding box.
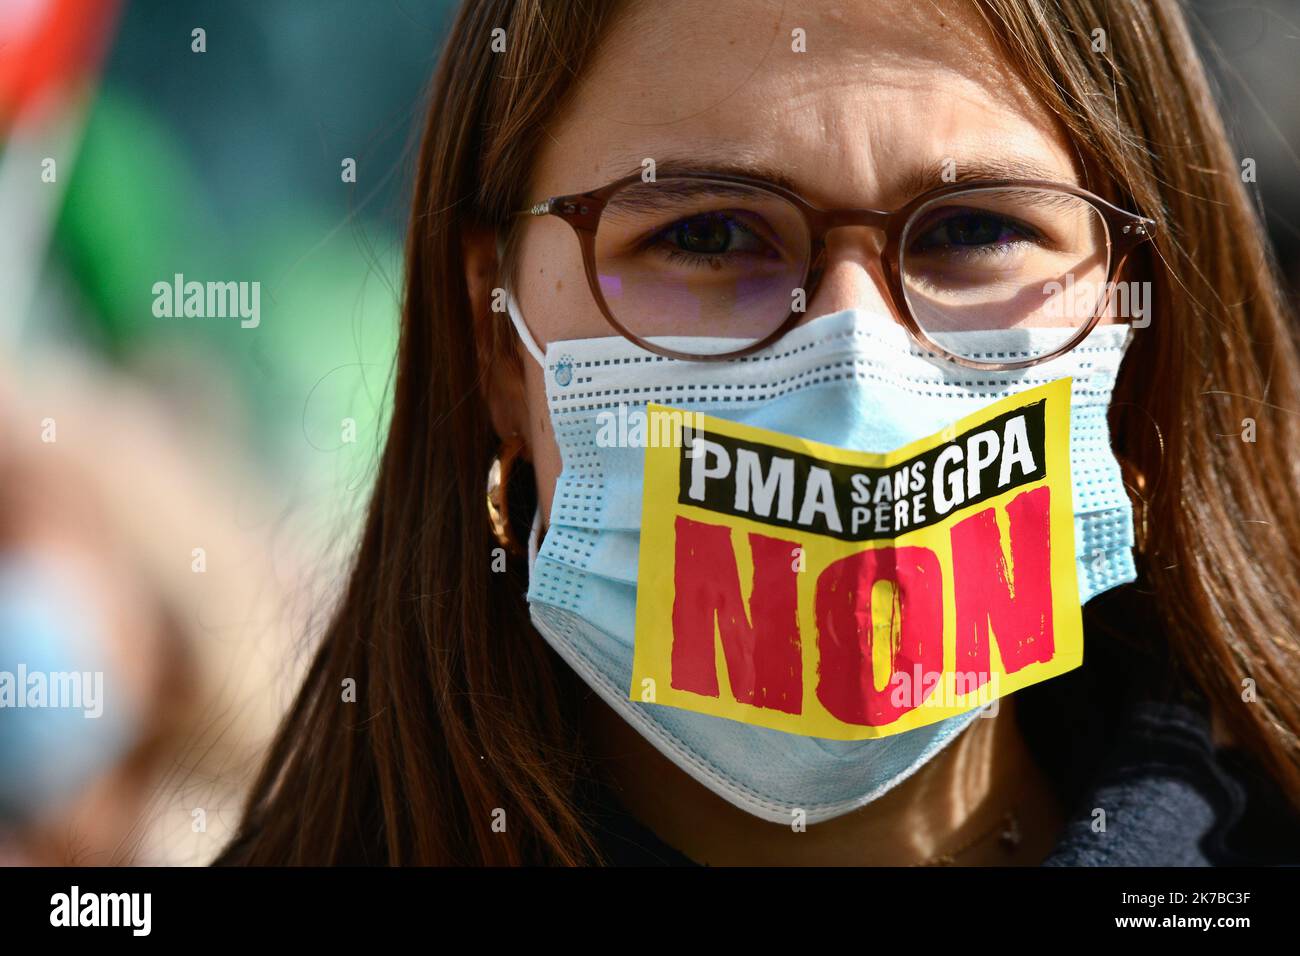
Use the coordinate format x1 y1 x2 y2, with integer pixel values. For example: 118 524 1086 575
584 587 1300 866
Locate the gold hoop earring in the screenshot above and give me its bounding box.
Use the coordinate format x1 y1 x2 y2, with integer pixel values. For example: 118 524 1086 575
1116 454 1150 552
487 435 527 555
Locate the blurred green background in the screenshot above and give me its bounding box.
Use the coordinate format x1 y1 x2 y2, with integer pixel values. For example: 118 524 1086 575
43 0 462 492
1 0 465 865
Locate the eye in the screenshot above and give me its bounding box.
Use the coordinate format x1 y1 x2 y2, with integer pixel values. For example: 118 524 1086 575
908 208 1041 257
645 210 775 265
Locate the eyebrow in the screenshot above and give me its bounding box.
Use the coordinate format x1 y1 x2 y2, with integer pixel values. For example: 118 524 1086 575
599 148 802 193
593 150 1073 209
892 157 1076 202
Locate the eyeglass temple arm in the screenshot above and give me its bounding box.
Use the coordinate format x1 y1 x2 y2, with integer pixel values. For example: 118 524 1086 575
1122 216 1156 237
1110 213 1157 261
513 201 552 217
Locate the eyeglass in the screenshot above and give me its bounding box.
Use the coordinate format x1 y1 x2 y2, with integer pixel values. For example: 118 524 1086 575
513 171 1156 370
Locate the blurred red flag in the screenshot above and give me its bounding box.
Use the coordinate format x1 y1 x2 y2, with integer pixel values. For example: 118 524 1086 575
0 0 121 133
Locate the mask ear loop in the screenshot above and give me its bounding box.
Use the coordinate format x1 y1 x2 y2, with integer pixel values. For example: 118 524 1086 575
526 505 543 579
496 235 547 368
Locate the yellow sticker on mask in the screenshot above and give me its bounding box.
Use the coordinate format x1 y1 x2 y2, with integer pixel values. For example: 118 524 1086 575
629 377 1082 740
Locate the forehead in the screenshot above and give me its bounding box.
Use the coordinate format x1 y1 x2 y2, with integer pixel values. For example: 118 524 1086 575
532 0 1080 207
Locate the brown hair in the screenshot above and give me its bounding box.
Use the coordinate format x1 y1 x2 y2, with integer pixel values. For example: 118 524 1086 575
217 0 1300 865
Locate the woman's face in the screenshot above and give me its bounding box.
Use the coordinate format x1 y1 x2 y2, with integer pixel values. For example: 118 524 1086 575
496 0 1090 524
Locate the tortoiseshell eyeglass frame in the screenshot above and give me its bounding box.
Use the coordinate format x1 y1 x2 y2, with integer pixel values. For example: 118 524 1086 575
513 171 1156 370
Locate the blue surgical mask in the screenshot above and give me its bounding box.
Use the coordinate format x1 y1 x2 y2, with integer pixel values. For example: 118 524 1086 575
0 553 135 823
506 290 1135 824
